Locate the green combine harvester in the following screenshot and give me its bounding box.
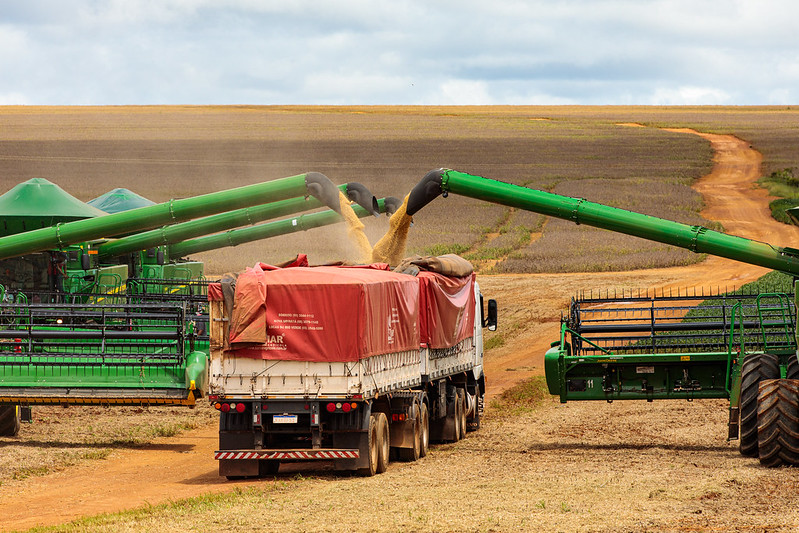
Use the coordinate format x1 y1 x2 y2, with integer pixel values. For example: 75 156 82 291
0 172 384 436
408 168 799 467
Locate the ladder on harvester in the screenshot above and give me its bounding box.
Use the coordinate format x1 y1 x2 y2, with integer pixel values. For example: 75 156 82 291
755 293 796 353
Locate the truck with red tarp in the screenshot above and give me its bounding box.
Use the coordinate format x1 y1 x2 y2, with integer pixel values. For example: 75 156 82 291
206 254 496 477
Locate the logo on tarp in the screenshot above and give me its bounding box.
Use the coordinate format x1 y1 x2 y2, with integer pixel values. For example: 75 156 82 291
265 333 287 351
387 307 400 345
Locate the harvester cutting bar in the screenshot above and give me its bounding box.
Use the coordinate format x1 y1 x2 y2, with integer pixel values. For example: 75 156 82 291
0 301 205 406
0 304 185 364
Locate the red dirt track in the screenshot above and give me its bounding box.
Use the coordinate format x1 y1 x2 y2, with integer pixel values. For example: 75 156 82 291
1 128 797 531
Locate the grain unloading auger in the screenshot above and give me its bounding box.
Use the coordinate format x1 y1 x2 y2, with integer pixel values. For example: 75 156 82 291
408 168 799 467
94 182 380 264
168 196 401 258
0 173 348 436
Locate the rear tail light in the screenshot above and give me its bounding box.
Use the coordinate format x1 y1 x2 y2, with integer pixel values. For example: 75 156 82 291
235 403 246 413
220 403 230 413
325 401 359 413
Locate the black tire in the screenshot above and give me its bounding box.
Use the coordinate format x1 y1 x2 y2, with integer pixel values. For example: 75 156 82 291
740 353 779 457
787 356 799 380
357 414 379 477
419 403 430 458
0 406 20 437
376 412 390 474
398 403 421 462
457 389 467 440
259 460 280 476
757 379 799 467
452 392 462 443
467 385 482 432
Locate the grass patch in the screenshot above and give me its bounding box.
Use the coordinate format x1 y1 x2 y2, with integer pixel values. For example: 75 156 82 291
758 168 799 223
768 197 799 224
489 376 550 415
483 334 505 350
422 243 471 257
731 270 794 294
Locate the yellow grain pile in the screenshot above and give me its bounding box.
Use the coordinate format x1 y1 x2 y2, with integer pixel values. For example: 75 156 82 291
338 191 373 263
371 194 412 266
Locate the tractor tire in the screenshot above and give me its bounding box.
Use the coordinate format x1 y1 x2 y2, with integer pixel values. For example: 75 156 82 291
739 353 779 457
786 356 799 380
375 412 390 474
0 406 20 437
357 414 379 477
419 403 430 458
757 379 799 467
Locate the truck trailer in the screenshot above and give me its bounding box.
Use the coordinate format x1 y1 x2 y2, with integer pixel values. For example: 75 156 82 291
207 255 497 477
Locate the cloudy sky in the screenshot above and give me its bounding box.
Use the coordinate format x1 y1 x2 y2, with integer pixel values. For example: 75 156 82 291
1 0 797 105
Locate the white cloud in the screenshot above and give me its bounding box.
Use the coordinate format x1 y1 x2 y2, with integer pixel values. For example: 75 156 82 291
436 80 494 105
650 86 732 105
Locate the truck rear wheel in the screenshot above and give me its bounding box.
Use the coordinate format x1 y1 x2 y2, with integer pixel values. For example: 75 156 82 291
457 389 467 440
467 385 482 432
398 403 421 462
451 389 463 442
419 403 430 458
740 353 779 457
757 379 799 467
376 412 390 474
0 406 20 437
259 460 280 476
357 414 379 477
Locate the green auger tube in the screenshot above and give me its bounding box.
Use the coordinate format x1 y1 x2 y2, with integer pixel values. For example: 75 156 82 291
169 197 401 258
407 169 799 276
95 182 379 259
0 173 342 261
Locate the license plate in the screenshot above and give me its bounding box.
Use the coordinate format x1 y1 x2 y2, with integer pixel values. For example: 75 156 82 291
273 414 298 424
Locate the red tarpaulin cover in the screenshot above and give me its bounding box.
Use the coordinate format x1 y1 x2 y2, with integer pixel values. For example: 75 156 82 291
207 283 223 301
229 266 420 362
418 272 475 349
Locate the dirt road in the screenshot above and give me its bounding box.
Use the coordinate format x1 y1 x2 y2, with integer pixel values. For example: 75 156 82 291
1 128 797 531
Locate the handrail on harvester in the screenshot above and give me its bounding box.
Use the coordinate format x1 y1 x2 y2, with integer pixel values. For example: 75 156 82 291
407 169 799 277
0 172 343 261
95 182 380 259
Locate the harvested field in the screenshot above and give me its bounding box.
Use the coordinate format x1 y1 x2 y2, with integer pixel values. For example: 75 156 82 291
0 106 717 272
2 107 799 532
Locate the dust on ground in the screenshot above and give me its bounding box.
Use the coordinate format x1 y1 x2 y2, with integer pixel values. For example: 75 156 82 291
2 129 799 531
